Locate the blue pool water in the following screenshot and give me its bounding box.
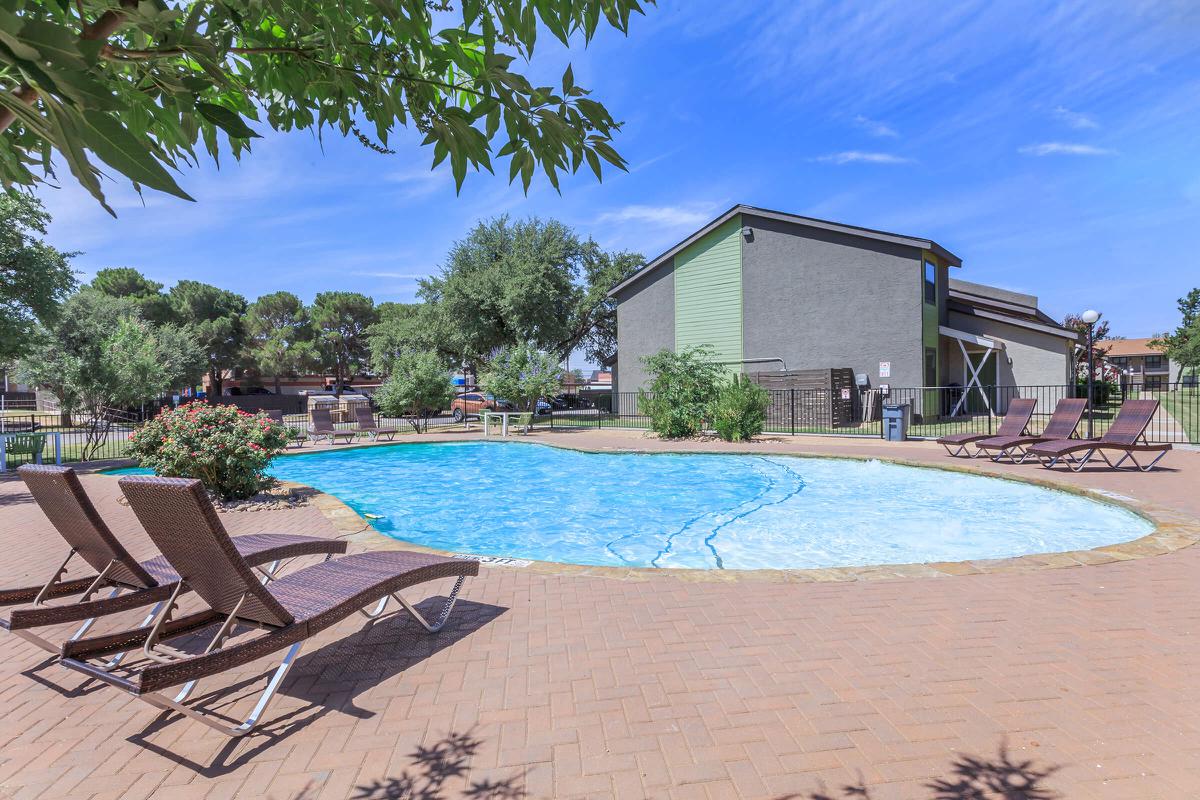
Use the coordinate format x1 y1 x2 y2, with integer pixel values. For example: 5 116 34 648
108 441 1153 570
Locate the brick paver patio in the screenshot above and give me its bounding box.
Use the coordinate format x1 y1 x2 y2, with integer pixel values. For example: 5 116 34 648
1 431 1198 799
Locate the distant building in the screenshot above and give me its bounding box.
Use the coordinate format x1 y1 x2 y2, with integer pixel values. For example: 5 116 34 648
1104 338 1178 390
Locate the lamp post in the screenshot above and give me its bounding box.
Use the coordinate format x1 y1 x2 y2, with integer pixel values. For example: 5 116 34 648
1081 309 1102 439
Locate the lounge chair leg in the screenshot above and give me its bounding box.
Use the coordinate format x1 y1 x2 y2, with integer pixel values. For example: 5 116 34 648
142 640 307 738
393 576 466 633
359 596 390 619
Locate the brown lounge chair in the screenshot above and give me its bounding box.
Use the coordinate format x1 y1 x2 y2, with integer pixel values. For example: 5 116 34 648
308 406 356 444
61 476 478 737
354 405 400 441
936 398 1037 457
0 465 346 655
264 409 307 447
1027 399 1172 472
973 398 1087 463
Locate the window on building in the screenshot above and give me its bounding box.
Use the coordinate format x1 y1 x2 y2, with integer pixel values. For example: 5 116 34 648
1144 376 1164 391
1110 356 1128 367
925 347 937 387
924 259 937 305
1144 355 1163 370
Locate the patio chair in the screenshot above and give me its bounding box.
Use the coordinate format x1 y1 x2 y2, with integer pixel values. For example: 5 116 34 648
264 409 307 448
353 406 400 441
60 475 478 737
308 406 356 445
513 411 534 435
0 465 346 656
973 398 1086 463
936 398 1037 457
1027 399 1172 472
4 433 47 467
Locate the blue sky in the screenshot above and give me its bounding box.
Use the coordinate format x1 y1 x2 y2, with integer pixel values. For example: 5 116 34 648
37 0 1200 360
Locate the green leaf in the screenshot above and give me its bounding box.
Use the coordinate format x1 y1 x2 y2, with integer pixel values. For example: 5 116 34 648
77 111 194 201
196 102 261 139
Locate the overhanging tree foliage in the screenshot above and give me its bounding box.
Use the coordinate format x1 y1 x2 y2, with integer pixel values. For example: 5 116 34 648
0 1 651 213
0 190 77 363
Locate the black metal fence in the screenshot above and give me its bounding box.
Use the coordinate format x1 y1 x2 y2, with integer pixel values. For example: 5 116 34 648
546 383 1199 445
3 383 1195 471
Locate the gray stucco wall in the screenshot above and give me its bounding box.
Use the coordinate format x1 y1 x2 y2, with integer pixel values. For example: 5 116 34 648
739 214 927 390
613 258 675 393
946 310 1073 389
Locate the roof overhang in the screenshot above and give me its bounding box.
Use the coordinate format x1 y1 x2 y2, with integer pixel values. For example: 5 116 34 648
608 204 963 298
948 303 1078 341
939 326 1004 350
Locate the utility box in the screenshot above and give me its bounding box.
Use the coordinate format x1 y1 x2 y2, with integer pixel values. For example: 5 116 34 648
882 403 910 441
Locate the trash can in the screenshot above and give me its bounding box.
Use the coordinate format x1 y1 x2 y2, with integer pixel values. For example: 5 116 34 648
882 403 910 441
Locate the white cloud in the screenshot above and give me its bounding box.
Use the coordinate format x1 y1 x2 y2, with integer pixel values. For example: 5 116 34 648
596 203 717 228
853 115 899 138
1053 106 1099 129
1018 142 1116 157
813 151 914 165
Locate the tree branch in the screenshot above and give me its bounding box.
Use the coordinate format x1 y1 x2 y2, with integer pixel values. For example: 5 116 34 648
0 1 135 135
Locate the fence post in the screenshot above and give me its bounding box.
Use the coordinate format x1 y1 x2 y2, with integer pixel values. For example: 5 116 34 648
789 389 795 436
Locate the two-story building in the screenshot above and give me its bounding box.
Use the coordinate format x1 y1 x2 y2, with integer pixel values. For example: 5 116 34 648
608 205 1076 415
1104 338 1179 390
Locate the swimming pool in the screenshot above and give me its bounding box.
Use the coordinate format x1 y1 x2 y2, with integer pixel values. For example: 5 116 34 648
144 440 1146 570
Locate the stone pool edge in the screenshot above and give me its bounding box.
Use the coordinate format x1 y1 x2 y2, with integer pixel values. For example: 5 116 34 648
262 440 1200 584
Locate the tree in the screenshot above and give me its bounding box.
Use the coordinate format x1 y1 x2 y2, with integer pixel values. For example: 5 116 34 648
638 346 725 439
368 302 438 376
418 215 643 370
169 280 246 397
478 342 563 412
1150 289 1200 383
89 266 172 325
311 292 377 395
0 1 650 213
1063 313 1114 374
0 191 77 363
17 289 203 459
373 351 456 433
244 291 318 394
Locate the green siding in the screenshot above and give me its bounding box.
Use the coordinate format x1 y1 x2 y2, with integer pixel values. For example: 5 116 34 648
675 216 743 370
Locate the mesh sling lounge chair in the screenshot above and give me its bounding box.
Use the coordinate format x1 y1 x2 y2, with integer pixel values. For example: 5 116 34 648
308 406 356 444
353 406 400 441
973 398 1087 464
0 465 346 656
60 475 479 737
936 398 1037 457
1027 399 1172 472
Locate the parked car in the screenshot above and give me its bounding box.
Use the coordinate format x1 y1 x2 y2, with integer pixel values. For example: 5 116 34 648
228 386 274 396
534 399 552 415
549 393 591 410
450 392 515 422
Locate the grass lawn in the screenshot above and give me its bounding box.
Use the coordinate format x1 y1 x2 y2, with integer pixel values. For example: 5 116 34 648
1155 388 1199 443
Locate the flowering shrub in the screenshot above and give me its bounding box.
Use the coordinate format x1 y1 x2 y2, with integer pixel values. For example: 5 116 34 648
127 402 289 499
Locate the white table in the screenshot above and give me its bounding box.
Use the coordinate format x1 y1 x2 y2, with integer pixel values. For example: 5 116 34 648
481 411 524 437
0 431 62 471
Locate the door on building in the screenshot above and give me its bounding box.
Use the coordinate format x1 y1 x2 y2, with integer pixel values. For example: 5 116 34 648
964 351 998 413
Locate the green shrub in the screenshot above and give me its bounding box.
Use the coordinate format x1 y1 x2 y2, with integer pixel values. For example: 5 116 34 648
478 341 563 411
710 375 770 442
374 350 456 432
638 346 724 439
127 402 289 499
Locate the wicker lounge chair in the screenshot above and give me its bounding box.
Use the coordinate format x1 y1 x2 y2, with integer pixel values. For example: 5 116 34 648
1027 399 1171 472
973 398 1086 463
264 409 307 447
60 475 479 736
936 398 1037 457
0 465 346 655
353 406 400 441
308 406 356 444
